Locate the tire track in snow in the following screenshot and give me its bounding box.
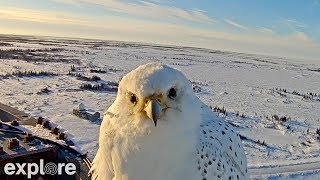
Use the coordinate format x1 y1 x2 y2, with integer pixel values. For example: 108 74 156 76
249 161 320 176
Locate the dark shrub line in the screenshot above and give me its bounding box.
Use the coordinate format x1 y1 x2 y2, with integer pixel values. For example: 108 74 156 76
210 105 246 118
90 68 122 73
273 87 319 100
68 72 101 81
90 69 107 73
79 82 118 92
2 70 58 78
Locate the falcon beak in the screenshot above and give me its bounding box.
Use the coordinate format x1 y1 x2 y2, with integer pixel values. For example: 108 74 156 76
145 99 163 126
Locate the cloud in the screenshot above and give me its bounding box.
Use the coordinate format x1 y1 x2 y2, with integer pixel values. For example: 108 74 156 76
1 5 319 61
257 27 274 34
142 0 172 4
314 0 320 6
52 0 216 24
224 19 248 30
0 6 89 25
288 31 315 44
278 17 307 29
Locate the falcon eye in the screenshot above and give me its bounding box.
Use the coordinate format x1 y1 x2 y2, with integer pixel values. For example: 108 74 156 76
130 93 138 104
168 88 177 100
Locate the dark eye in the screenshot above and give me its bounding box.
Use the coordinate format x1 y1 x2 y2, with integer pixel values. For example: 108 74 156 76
130 93 138 104
168 88 177 100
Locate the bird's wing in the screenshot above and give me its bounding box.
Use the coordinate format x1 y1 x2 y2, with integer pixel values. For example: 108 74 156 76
90 110 118 180
197 104 248 180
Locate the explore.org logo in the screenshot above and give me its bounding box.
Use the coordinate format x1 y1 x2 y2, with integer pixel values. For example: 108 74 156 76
3 159 77 179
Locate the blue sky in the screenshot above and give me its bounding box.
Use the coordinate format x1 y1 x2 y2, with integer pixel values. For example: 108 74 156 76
0 0 319 60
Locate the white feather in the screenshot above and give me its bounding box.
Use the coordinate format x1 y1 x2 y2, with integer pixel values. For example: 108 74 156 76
90 63 248 180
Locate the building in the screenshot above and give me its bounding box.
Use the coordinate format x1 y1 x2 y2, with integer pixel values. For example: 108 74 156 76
0 103 91 179
73 103 101 122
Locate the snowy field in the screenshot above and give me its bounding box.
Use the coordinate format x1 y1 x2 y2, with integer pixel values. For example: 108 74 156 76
0 35 320 179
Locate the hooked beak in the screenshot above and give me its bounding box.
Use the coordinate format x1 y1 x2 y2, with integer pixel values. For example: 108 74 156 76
144 99 163 126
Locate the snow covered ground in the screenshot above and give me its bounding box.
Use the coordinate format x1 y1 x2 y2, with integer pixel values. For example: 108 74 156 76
0 35 320 179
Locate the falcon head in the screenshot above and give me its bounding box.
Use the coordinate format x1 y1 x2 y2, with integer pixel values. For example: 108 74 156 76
115 63 192 126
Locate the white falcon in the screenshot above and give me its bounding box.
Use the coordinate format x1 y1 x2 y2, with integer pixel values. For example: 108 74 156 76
90 63 248 180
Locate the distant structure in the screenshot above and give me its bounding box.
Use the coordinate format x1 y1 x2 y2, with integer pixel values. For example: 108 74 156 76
0 103 91 179
0 120 89 179
73 103 100 122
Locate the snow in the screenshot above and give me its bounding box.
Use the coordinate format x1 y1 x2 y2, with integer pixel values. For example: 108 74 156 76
241 128 299 146
0 35 320 179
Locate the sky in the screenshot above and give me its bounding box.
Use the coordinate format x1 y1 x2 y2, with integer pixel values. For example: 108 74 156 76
0 0 319 60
